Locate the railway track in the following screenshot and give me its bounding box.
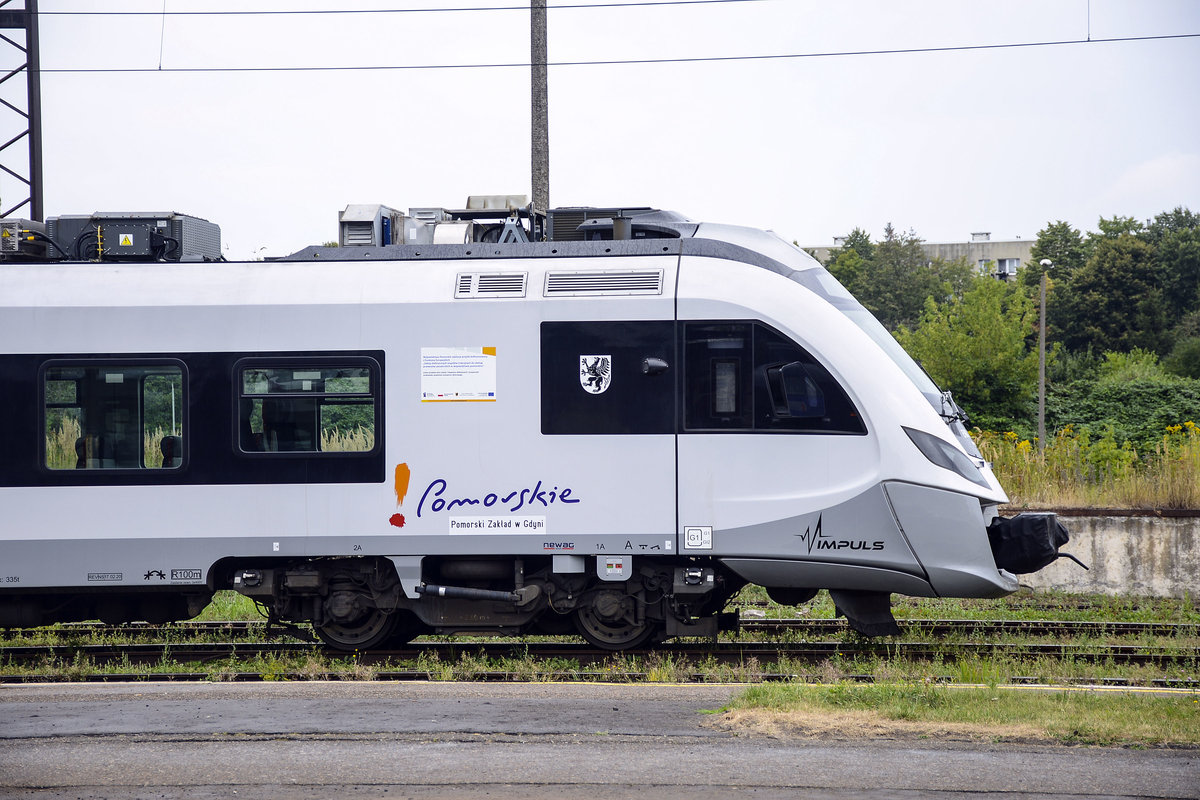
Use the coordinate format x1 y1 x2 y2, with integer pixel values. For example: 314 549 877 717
5 617 1196 641
3 616 1195 684
744 618 1199 638
3 636 1196 670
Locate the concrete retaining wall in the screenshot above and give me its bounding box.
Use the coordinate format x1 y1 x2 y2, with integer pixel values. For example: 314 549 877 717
1020 515 1199 598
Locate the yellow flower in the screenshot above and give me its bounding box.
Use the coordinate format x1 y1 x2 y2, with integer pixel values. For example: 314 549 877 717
1016 440 1032 453
1004 431 1018 441
1185 421 1197 431
1167 424 1183 434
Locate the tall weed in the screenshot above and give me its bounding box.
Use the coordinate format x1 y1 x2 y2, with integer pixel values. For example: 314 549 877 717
978 421 1199 508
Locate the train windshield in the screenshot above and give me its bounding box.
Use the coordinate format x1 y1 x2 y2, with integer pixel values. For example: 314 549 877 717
710 227 943 402
691 225 980 455
764 238 984 459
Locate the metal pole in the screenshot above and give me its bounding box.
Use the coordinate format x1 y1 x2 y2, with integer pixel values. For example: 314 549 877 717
1037 260 1051 453
26 0 42 221
530 0 549 217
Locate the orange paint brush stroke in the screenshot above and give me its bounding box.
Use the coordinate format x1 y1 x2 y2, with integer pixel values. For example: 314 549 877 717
394 462 411 507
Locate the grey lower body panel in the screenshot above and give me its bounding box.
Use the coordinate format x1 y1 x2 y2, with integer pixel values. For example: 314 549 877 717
719 558 935 596
709 481 1017 600
884 481 1018 598
0 532 673 591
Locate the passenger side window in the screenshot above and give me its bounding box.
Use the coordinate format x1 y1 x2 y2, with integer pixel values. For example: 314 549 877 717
238 363 377 453
684 322 865 434
43 363 185 470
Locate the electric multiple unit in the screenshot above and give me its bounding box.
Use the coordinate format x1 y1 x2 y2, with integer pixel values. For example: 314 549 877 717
0 202 1074 649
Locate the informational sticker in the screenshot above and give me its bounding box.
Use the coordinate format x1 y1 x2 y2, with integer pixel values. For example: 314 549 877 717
449 516 545 534
600 556 629 579
119 233 134 247
421 346 497 402
683 525 713 550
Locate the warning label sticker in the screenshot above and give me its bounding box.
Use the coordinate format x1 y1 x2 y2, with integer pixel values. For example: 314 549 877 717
119 233 134 247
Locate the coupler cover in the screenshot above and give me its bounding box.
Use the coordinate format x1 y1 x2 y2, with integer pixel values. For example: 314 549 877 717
986 513 1080 574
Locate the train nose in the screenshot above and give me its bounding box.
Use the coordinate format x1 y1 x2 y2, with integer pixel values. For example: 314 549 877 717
986 513 1088 574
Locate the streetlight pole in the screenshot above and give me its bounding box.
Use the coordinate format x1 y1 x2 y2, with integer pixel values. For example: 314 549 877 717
1037 258 1052 453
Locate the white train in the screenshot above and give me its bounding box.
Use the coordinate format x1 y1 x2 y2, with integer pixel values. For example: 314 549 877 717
0 202 1074 649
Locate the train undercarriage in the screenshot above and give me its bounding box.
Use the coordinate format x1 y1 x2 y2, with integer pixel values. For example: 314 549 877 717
227 555 744 651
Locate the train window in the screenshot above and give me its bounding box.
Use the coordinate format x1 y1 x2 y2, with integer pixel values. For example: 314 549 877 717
684 322 866 434
43 363 185 470
753 325 865 433
683 323 753 429
238 364 376 453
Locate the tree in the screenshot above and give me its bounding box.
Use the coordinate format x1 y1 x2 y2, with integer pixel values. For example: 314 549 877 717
894 276 1039 429
1164 338 1200 379
1151 217 1200 328
1094 215 1144 241
828 224 971 331
1058 234 1170 354
1145 206 1200 244
1022 220 1086 291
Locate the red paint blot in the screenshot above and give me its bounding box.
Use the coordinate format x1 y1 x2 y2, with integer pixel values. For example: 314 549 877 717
389 513 406 528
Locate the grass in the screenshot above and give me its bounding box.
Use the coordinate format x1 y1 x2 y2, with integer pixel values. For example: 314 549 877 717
5 587 1197 690
978 422 1200 509
194 591 262 621
719 681 1200 747
44 417 373 468
735 584 1200 625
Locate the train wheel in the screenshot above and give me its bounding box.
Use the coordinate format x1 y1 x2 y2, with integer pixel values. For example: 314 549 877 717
574 589 657 650
383 610 427 647
315 607 397 651
766 587 819 607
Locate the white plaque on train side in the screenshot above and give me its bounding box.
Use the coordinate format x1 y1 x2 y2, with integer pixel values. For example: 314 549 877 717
420 346 497 402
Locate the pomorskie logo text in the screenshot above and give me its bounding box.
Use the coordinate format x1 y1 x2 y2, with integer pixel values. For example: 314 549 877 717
795 515 884 553
417 478 580 517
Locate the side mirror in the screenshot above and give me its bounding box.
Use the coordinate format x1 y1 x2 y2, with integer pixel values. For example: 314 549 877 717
641 357 670 376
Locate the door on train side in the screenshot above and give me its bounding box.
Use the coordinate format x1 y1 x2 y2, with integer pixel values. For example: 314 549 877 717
539 320 677 554
675 318 892 569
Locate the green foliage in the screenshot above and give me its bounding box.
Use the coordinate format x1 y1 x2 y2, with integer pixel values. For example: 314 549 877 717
1093 214 1144 241
1155 225 1200 325
1036 207 1199 358
1096 348 1175 384
824 224 973 332
1058 233 1170 354
826 247 867 296
1047 347 1101 384
977 423 1199 509
1046 376 1200 451
895 277 1038 429
1023 220 1086 290
1164 337 1200 379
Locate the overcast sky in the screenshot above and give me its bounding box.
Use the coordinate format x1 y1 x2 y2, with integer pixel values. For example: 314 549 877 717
3 0 1197 260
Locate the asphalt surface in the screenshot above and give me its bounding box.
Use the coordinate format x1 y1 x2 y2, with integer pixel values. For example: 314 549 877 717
1 682 1197 799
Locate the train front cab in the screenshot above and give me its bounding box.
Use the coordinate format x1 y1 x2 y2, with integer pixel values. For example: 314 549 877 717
673 243 1035 634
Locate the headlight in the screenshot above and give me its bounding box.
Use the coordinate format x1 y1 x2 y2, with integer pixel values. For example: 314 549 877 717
903 426 989 488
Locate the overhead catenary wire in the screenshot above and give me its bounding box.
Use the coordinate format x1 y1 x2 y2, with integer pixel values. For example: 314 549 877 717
39 0 775 15
37 33 1200 74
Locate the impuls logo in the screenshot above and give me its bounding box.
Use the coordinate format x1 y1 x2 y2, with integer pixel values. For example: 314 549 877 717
795 515 885 553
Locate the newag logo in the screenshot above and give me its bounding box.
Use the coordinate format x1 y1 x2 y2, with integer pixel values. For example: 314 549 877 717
795 515 884 553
